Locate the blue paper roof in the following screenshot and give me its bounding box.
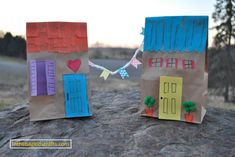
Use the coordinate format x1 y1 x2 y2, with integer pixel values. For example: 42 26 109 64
143 16 208 53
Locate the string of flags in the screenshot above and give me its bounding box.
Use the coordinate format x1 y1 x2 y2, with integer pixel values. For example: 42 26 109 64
88 47 142 80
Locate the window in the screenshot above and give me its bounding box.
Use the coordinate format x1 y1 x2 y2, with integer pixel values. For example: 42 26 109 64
148 58 163 68
148 58 195 69
166 58 178 68
182 59 195 69
29 60 56 96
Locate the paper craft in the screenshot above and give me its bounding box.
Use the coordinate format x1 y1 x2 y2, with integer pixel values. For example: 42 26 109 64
119 69 129 79
27 22 92 121
100 69 110 80
131 58 142 68
182 59 195 69
26 22 88 53
148 58 163 68
67 59 81 73
141 16 208 124
63 74 91 117
29 60 56 96
88 49 142 80
159 76 182 120
166 58 178 69
144 96 155 116
144 17 207 53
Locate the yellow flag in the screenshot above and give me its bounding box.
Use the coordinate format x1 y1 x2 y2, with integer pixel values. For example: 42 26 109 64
159 76 183 120
100 69 110 80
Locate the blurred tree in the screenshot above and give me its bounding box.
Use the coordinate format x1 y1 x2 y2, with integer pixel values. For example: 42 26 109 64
0 31 26 59
211 0 235 102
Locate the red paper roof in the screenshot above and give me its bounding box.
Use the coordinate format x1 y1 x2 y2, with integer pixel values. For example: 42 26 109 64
26 22 88 53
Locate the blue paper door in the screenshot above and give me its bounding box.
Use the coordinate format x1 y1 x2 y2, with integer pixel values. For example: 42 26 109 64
63 74 91 118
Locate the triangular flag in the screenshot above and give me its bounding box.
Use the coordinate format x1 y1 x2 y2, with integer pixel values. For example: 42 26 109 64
100 69 110 80
140 27 145 35
131 58 142 69
119 69 129 79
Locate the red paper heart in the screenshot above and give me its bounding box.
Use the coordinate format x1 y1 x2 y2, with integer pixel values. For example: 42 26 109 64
67 59 81 73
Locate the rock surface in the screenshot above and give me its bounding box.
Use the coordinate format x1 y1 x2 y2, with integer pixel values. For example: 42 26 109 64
0 90 235 157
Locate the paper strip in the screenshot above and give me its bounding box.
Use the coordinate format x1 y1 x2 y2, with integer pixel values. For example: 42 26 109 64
46 60 56 95
29 60 37 96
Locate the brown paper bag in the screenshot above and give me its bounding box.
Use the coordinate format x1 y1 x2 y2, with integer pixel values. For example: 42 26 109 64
140 16 208 123
27 22 92 121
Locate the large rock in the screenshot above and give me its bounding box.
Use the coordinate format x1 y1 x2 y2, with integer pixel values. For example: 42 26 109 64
0 90 234 157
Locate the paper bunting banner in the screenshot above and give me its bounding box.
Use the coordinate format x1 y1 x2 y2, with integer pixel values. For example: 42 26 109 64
131 58 142 68
88 61 95 67
88 48 142 80
119 69 129 79
100 69 110 80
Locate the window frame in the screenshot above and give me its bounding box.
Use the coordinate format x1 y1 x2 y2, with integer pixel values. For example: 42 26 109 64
182 59 195 69
148 57 163 68
166 58 178 69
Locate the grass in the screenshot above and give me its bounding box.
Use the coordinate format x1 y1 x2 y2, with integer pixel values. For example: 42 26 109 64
0 55 27 110
0 100 10 110
0 55 26 64
208 95 235 110
0 84 28 110
0 55 26 86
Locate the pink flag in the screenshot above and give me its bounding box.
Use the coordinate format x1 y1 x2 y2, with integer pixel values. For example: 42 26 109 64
131 58 142 68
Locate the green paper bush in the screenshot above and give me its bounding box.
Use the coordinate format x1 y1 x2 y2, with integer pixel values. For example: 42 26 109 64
144 96 151 105
183 101 196 113
144 96 155 108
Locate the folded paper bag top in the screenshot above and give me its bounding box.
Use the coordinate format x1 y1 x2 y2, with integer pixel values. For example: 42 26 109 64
141 16 208 124
27 22 92 121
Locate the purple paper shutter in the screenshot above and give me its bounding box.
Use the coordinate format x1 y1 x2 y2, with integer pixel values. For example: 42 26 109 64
29 60 37 96
29 60 56 96
36 61 47 95
46 60 56 95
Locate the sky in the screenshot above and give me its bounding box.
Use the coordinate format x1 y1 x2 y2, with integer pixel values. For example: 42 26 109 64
0 0 216 47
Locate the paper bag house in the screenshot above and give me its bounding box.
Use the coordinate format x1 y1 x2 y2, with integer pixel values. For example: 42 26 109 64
141 16 208 123
27 22 92 121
